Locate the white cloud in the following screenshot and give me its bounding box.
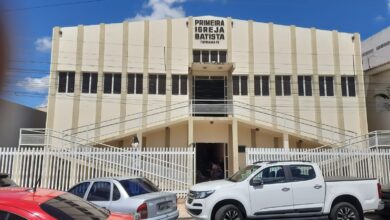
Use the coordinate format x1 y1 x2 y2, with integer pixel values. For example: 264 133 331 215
36 96 48 109
16 75 50 93
374 15 385 22
34 37 52 52
128 0 187 21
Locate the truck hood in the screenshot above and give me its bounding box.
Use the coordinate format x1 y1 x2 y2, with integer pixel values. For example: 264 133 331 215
190 179 235 191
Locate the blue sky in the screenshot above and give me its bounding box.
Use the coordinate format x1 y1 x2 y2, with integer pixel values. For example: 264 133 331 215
1 0 390 108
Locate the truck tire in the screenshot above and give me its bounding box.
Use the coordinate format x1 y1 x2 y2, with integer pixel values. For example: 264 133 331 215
330 202 362 220
215 204 243 220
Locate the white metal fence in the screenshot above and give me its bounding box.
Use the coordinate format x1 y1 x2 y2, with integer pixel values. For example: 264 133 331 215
0 147 195 198
246 148 390 185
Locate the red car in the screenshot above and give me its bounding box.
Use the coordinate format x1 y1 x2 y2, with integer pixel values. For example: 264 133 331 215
0 187 134 220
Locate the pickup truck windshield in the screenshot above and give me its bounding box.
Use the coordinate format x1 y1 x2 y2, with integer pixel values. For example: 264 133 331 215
228 165 260 182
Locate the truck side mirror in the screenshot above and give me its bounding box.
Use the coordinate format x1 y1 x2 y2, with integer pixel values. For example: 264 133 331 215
251 178 263 186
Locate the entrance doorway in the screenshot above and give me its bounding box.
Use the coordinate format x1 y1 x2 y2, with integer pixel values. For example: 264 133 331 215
192 76 228 116
195 143 227 183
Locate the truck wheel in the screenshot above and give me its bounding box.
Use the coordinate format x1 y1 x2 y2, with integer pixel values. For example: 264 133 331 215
330 202 362 220
215 204 243 220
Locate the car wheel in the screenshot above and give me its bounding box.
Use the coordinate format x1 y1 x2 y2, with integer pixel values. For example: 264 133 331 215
215 204 243 220
330 202 362 220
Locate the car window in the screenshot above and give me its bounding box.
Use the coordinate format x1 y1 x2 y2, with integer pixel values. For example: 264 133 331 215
119 178 159 197
289 165 316 181
87 181 111 201
112 184 121 201
253 166 285 184
0 211 26 220
40 193 109 220
68 182 90 198
228 165 261 182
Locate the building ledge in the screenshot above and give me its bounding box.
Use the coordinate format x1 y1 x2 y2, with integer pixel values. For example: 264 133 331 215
190 62 235 73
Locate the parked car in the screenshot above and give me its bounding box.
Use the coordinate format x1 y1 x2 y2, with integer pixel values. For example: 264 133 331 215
0 173 17 187
186 161 384 220
0 187 134 220
379 184 390 217
68 177 179 220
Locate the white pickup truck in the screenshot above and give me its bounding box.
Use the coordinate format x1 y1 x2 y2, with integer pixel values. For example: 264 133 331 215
186 161 384 220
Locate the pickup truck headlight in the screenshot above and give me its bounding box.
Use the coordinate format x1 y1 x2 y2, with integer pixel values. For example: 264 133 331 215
192 190 215 199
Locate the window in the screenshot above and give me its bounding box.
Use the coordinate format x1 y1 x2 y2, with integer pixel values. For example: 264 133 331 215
113 185 121 201
289 165 316 181
119 178 159 197
0 211 26 220
254 75 269 96
172 75 188 95
148 74 166 95
41 193 109 220
128 73 143 94
319 76 334 96
233 75 248 96
341 76 356 97
275 75 291 96
82 72 98 94
298 75 312 96
58 72 75 93
104 73 121 94
87 182 111 201
253 166 285 184
193 50 228 63
68 182 91 198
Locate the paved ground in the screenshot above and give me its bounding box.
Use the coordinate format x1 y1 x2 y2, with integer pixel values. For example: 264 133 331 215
177 200 387 220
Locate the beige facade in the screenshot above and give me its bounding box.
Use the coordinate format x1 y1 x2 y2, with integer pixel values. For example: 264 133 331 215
46 16 367 175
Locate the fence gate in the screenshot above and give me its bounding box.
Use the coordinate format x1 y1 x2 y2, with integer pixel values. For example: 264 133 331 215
0 147 195 198
246 148 390 185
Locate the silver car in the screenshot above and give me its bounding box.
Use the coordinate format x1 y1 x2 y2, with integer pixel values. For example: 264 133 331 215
68 177 179 220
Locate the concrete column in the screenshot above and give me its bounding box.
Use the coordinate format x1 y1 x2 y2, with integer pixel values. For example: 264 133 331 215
166 19 172 122
268 23 277 128
290 25 300 133
283 133 289 149
142 21 150 129
94 23 105 141
232 119 239 173
248 21 255 120
120 21 129 135
188 118 194 147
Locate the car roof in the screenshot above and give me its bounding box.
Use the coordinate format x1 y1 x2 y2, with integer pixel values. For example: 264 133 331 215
84 176 144 182
0 187 64 208
254 161 316 166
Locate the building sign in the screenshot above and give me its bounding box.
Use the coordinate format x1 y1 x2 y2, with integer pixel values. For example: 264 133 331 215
194 19 225 44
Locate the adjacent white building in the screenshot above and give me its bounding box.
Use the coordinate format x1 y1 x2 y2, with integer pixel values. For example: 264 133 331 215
46 16 367 176
362 26 390 131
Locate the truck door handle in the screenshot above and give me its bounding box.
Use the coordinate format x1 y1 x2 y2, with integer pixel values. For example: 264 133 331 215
314 185 322 189
281 187 290 192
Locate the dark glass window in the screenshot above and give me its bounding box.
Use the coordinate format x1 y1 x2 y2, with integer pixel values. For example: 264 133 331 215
240 75 248 96
180 75 187 95
326 76 334 96
275 76 282 96
148 75 157 94
341 76 356 97
283 76 291 96
113 74 121 94
104 73 112 94
119 178 159 197
113 185 121 201
211 51 218 63
58 72 67 93
298 76 312 96
319 76 325 96
91 73 98 93
136 74 143 94
67 72 75 93
172 75 179 95
87 182 111 201
254 76 261 96
41 193 109 220
319 76 334 96
158 75 166 95
193 50 200 63
233 76 239 95
82 73 90 93
202 51 209 63
0 211 26 220
219 51 227 63
289 165 316 181
68 182 90 198
127 74 135 94
253 166 285 184
262 76 269 96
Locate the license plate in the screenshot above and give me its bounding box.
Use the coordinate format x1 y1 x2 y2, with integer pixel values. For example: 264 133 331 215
158 201 172 211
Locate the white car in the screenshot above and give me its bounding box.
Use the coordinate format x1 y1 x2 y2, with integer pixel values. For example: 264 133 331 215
186 161 384 220
68 177 179 220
